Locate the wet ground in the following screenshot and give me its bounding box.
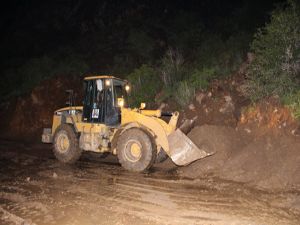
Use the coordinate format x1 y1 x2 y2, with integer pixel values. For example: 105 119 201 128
0 140 299 225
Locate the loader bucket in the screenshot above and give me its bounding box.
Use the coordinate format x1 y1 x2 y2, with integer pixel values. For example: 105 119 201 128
167 129 215 166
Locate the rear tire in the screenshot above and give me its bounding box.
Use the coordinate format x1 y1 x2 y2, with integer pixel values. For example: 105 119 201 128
117 128 156 172
53 124 82 164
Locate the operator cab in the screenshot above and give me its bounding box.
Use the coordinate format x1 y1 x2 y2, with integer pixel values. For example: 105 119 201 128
82 76 129 126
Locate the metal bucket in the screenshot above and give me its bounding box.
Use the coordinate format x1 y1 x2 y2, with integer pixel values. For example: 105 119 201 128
167 129 215 166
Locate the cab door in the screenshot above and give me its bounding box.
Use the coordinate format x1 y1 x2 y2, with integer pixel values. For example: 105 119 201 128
82 79 105 123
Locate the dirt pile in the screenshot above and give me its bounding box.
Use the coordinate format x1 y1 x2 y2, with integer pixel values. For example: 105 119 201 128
184 125 248 174
221 133 300 189
0 76 82 140
179 125 300 190
176 62 300 190
176 73 251 129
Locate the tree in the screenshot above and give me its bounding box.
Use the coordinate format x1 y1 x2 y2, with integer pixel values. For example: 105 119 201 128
248 0 300 100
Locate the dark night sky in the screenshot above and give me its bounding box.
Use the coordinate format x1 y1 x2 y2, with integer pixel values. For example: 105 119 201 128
0 2 283 47
0 0 286 73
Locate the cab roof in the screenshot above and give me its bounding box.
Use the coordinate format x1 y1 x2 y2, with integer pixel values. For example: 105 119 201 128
84 75 126 81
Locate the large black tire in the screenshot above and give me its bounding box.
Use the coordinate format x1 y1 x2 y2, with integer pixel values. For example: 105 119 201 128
117 128 156 172
155 148 169 163
53 124 82 164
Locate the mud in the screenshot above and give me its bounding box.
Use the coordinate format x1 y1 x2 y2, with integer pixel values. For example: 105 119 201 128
183 125 247 174
0 76 83 141
180 125 300 191
0 140 299 225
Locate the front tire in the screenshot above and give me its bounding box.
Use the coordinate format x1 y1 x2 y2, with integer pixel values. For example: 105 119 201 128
117 128 156 172
53 124 82 164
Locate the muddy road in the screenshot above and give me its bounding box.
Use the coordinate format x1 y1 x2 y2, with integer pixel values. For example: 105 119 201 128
0 141 299 225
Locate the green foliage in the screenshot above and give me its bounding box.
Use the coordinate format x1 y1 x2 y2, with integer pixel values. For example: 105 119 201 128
189 67 216 90
282 91 300 119
173 81 195 108
154 86 173 104
127 64 160 107
194 33 249 76
159 49 186 86
248 1 300 100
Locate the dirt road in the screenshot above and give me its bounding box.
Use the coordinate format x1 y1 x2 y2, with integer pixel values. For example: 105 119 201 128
0 141 299 225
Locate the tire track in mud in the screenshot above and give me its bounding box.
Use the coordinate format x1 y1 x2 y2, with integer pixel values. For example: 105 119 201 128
0 144 299 225
32 163 300 224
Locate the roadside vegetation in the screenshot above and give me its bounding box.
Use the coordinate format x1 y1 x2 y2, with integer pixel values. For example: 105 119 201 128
247 0 300 118
127 0 300 117
1 1 299 118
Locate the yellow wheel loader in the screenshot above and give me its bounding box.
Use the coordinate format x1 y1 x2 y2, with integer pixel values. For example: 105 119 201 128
42 76 213 172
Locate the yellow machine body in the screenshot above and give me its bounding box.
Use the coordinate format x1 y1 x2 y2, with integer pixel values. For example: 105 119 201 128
46 105 178 155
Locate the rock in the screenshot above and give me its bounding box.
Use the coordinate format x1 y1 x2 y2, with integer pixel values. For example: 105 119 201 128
53 172 58 179
219 95 235 114
292 127 300 136
31 93 39 104
244 128 251 133
26 177 30 182
207 92 212 97
188 104 195 111
196 93 205 105
236 84 250 96
224 95 232 102
22 219 36 225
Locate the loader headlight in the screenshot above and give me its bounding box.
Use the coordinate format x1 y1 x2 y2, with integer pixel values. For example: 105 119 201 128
140 102 146 109
117 98 124 107
105 79 111 86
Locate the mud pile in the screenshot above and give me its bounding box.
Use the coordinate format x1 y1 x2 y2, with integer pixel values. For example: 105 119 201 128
177 73 250 128
179 125 300 190
221 133 300 189
183 125 247 174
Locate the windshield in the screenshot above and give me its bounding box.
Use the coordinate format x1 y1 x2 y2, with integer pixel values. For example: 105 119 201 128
112 79 129 107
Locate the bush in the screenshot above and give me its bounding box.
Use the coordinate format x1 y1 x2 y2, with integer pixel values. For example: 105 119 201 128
126 64 160 106
189 67 216 90
248 1 300 100
159 48 186 86
173 81 195 108
282 91 300 119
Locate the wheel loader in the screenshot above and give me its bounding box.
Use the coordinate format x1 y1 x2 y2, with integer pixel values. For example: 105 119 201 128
42 75 213 172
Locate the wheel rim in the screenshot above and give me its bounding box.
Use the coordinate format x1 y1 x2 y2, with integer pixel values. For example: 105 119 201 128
124 140 142 162
56 133 70 153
